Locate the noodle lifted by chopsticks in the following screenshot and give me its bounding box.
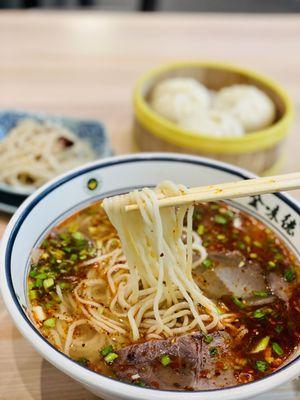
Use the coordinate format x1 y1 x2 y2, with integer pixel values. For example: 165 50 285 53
102 181 225 340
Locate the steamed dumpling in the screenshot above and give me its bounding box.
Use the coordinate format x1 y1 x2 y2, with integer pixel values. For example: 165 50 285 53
150 78 211 123
179 110 245 138
214 84 276 132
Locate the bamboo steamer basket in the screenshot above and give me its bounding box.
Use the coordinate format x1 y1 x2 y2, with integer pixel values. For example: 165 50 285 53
133 61 294 175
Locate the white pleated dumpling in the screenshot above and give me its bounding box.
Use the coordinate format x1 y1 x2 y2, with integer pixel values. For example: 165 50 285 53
214 84 276 132
150 78 211 123
179 110 245 138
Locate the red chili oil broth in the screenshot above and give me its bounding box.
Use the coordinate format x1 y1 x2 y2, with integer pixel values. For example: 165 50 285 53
27 200 300 389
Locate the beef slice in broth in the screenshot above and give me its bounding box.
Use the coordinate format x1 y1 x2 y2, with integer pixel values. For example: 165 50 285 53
267 272 294 306
194 251 267 299
111 331 237 390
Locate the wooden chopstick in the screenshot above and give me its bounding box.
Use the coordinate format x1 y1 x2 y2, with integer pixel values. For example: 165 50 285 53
125 172 300 212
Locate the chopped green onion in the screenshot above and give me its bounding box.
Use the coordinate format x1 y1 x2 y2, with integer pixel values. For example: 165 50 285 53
161 354 171 366
237 242 246 250
251 336 270 353
202 258 213 269
35 278 43 288
87 178 98 191
135 380 146 387
43 318 56 328
232 296 245 309
50 291 61 303
41 239 49 248
104 352 119 364
217 234 226 241
253 309 266 319
225 210 234 220
283 267 296 282
203 335 213 344
52 249 65 259
209 347 218 356
45 301 55 309
47 271 57 279
274 252 283 261
43 278 55 290
214 215 227 225
272 342 283 356
100 345 113 357
197 224 204 235
29 289 39 300
267 261 277 270
29 270 38 278
88 226 97 235
72 231 85 241
77 357 89 366
244 235 251 244
255 360 268 372
253 241 262 248
59 282 70 289
70 253 78 262
35 273 48 279
59 233 69 240
68 223 79 233
210 204 219 210
250 252 258 259
275 325 283 334
252 290 270 298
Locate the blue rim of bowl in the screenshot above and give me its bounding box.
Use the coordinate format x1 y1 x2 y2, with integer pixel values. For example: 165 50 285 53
4 154 300 394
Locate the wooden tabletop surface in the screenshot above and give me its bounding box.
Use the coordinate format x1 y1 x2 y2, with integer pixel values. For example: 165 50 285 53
0 11 300 400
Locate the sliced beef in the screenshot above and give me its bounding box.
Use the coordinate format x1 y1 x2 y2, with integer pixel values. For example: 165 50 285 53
111 331 237 390
267 272 293 305
194 251 268 300
246 295 276 307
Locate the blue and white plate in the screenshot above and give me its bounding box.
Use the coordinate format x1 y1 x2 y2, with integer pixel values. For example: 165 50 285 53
0 110 111 213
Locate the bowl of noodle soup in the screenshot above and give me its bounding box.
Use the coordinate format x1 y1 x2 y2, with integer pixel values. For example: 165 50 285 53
0 153 299 400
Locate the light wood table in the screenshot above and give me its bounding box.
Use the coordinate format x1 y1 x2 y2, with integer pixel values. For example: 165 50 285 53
0 11 299 400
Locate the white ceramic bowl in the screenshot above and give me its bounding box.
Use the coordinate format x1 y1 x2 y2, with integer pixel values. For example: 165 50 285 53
0 153 299 400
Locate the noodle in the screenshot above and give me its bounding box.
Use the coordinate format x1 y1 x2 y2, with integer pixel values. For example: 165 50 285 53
64 319 89 356
0 119 96 189
103 181 222 340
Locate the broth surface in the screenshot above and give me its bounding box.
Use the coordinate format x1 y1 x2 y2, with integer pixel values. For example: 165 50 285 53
28 201 300 390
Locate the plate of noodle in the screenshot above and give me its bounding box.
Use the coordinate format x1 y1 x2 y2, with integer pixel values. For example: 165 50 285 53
0 153 299 400
0 110 111 212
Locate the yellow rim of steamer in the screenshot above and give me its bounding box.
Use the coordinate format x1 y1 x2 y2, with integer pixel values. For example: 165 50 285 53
134 61 294 154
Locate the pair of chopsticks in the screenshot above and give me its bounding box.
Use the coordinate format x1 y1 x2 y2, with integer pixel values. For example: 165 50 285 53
125 172 300 212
